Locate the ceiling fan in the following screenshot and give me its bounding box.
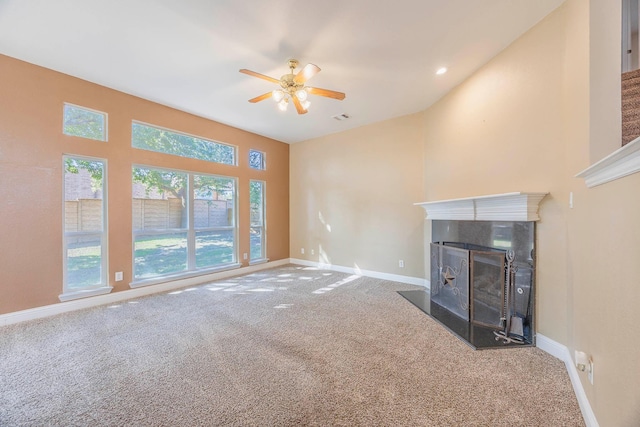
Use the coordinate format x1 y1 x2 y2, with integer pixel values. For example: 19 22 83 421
239 59 345 114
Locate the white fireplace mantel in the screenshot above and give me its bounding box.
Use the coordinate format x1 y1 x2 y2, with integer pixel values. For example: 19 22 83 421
414 192 549 222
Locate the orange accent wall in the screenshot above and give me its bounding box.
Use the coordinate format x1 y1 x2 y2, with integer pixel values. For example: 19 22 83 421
0 54 289 314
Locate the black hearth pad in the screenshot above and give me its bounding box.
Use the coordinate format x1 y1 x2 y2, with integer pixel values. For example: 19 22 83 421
397 290 532 350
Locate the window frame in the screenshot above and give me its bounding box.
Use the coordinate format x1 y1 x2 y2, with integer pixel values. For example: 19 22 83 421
131 165 239 286
249 179 267 264
60 155 111 301
249 149 266 170
131 120 237 166
62 103 108 142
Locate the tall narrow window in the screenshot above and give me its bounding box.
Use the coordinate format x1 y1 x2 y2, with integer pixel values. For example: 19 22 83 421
194 175 236 268
63 156 107 296
250 180 266 262
63 104 107 141
133 167 188 280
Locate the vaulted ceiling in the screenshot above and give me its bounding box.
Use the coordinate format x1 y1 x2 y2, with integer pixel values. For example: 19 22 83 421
0 0 565 143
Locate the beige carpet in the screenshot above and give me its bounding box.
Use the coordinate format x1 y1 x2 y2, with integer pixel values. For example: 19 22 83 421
0 264 584 426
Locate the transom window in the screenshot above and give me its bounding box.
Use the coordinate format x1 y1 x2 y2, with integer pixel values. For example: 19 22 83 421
249 149 265 170
63 103 107 141
132 121 236 165
132 166 237 282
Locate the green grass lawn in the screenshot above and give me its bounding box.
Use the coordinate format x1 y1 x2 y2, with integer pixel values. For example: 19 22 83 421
68 232 249 287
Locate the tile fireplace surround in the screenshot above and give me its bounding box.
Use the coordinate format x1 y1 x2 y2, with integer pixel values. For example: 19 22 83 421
400 193 548 350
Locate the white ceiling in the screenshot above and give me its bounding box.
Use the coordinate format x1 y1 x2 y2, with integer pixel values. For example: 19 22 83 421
0 0 565 144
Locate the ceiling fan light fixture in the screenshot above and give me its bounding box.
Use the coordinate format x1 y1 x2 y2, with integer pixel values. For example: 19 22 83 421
272 89 285 102
278 98 289 111
295 88 308 101
301 100 311 110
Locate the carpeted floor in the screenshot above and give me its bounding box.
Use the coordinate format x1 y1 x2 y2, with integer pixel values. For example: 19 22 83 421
0 264 584 426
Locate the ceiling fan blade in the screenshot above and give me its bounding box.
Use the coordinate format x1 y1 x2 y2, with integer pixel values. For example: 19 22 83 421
294 63 321 84
292 96 308 114
239 69 280 84
307 87 346 100
248 92 273 103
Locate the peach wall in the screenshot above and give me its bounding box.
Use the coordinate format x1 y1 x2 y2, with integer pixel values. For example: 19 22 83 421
0 54 289 315
290 113 426 279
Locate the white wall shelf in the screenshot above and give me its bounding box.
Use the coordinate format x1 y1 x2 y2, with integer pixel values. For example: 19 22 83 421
576 137 640 188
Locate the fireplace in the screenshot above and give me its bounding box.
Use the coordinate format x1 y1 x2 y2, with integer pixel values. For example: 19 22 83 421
400 192 547 349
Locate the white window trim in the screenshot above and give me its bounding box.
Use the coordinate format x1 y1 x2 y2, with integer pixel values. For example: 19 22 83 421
576 136 640 187
59 286 113 302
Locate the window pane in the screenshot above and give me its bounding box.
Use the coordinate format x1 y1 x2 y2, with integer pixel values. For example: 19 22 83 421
250 180 264 227
196 230 235 268
250 227 263 261
133 167 187 231
66 236 102 289
132 122 235 165
250 180 265 261
194 175 235 229
65 158 104 232
249 149 265 170
63 104 106 141
134 233 188 279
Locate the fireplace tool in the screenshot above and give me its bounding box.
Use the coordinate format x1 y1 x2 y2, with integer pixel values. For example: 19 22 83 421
494 250 525 344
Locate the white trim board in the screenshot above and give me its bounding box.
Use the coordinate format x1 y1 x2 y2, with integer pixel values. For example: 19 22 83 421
576 136 640 187
289 258 429 289
0 259 290 327
536 334 599 427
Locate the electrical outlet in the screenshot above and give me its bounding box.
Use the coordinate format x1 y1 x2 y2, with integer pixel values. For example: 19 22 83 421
243 253 248 260
301 248 305 255
311 249 315 255
399 260 404 268
115 272 123 282
588 360 594 385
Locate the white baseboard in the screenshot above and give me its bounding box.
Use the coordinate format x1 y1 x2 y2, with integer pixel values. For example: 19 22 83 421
536 334 599 427
0 259 290 327
289 258 429 289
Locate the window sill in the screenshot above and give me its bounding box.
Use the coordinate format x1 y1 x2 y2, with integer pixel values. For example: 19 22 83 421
129 263 242 289
576 137 640 187
249 258 269 266
59 286 113 302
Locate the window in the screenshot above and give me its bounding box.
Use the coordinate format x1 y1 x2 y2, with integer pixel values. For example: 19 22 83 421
132 122 235 165
249 149 265 170
194 175 236 268
63 104 107 141
63 156 108 295
250 180 266 262
132 166 237 282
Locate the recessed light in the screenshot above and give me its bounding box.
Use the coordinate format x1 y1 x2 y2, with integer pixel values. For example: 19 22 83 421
436 67 447 75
